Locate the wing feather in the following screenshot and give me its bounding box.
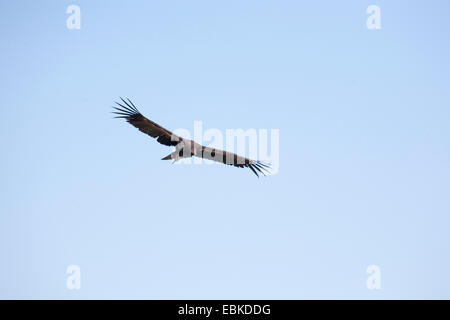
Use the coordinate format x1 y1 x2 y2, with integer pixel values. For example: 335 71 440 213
112 98 180 147
200 146 271 177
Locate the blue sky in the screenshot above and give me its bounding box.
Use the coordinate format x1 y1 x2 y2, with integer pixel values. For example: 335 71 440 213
1 0 449 299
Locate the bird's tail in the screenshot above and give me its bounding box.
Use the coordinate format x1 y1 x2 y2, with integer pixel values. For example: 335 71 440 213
161 154 172 160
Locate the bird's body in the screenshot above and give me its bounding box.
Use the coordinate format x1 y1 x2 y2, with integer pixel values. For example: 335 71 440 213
161 138 201 161
113 98 271 177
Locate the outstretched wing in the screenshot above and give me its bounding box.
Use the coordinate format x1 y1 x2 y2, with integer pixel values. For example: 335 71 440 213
112 98 180 146
200 146 271 177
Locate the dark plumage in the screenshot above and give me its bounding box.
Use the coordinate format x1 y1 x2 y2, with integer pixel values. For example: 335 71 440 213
113 98 271 177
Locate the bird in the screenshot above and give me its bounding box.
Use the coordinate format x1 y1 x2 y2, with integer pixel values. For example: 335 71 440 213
112 98 271 177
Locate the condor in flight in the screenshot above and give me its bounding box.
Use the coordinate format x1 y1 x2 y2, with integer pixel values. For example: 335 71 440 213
112 98 271 177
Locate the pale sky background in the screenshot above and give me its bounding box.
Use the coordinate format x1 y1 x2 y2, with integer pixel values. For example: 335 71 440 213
1 0 449 299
